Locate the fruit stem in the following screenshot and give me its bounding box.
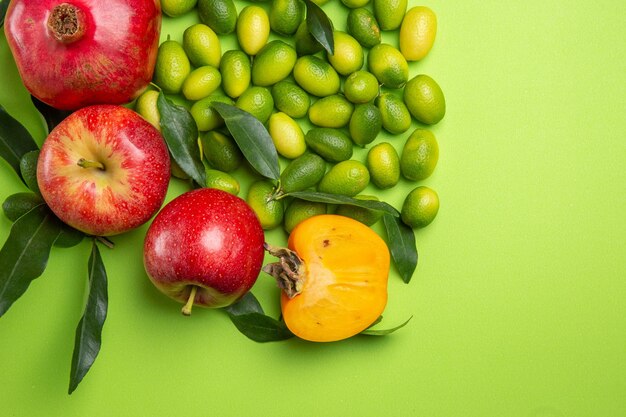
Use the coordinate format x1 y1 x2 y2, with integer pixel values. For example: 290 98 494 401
262 243 306 298
47 3 87 44
77 158 105 170
181 286 198 316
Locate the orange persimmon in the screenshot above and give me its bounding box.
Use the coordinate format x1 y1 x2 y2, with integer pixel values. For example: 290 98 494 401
264 214 390 342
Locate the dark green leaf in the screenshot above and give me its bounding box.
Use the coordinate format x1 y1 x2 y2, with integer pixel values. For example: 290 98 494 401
361 316 413 336
31 96 72 133
0 104 39 183
305 0 334 55
227 312 294 343
285 191 399 217
211 102 280 180
157 92 206 187
0 205 62 317
382 213 418 283
0 0 9 28
224 292 293 342
54 224 85 248
19 150 40 194
69 240 108 394
2 192 44 221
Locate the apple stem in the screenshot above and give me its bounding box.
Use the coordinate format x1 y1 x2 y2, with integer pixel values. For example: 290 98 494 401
77 158 105 170
181 286 198 316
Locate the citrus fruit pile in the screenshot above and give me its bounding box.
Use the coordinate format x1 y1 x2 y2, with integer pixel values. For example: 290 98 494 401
140 0 445 232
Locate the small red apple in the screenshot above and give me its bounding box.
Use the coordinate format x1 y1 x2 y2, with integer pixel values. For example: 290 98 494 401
37 104 171 236
143 188 265 314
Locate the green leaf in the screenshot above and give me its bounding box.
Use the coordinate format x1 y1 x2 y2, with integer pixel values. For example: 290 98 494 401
211 102 280 180
224 292 294 342
0 205 62 317
69 240 108 394
361 316 413 336
2 192 44 222
31 96 72 133
285 191 399 217
382 213 418 283
157 92 206 187
0 0 9 28
19 150 40 194
54 225 85 249
305 0 334 55
0 104 39 183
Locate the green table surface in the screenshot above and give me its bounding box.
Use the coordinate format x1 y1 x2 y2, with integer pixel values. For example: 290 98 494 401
1 1 625 416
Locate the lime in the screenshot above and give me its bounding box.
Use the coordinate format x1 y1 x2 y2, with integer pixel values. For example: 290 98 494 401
305 128 353 162
268 112 306 159
246 180 284 230
279 152 327 194
153 39 191 94
198 0 238 35
348 103 382 147
190 94 233 131
347 8 381 48
317 160 370 197
294 20 325 56
401 186 439 228
135 89 161 131
373 0 407 31
181 66 222 101
327 31 364 76
341 0 370 8
235 86 274 123
236 5 270 56
271 80 310 119
366 142 400 189
283 200 327 233
400 129 439 181
308 95 354 128
220 50 251 99
205 168 240 195
399 6 437 61
335 195 383 226
270 0 305 36
183 24 222 68
367 43 409 88
293 55 340 97
251 40 297 86
376 92 411 134
161 0 197 17
343 70 379 104
200 130 243 172
403 74 446 125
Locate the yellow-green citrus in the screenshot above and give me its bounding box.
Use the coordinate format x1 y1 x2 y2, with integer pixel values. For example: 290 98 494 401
270 0 305 36
400 129 439 181
367 43 409 88
251 40 297 86
279 152 327 194
403 74 446 125
293 55 341 97
220 50 251 99
373 0 407 31
327 31 364 76
236 5 270 56
401 186 439 228
399 6 437 61
246 180 284 230
153 39 191 94
347 7 381 49
341 0 370 8
271 80 310 119
205 168 240 195
135 89 161 131
317 159 370 196
161 0 197 17
294 20 325 56
376 92 411 134
268 112 307 159
200 130 243 172
235 86 274 123
343 70 380 104
181 65 222 101
190 94 233 131
366 142 400 189
308 95 354 128
349 103 382 147
305 128 353 162
183 23 222 68
198 0 238 35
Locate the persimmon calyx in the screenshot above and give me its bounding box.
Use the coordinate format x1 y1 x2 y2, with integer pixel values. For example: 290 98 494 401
262 243 306 299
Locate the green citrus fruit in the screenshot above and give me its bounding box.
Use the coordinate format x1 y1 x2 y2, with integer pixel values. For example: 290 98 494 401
220 50 251 99
279 152 327 194
294 20 325 56
236 5 270 55
246 180 284 230
251 40 298 86
135 89 161 131
367 43 409 88
373 0 407 31
317 159 370 197
401 186 439 228
200 130 243 172
198 0 238 35
343 70 379 104
305 128 353 162
308 95 354 128
190 94 233 131
205 168 240 195
376 92 411 134
400 129 439 181
327 31 364 76
348 103 382 147
283 199 327 233
181 66 222 101
347 7 381 48
341 0 370 8
153 39 191 94
268 112 307 159
270 0 305 36
161 0 197 17
183 23 222 68
271 80 310 119
293 55 341 97
366 142 400 189
399 6 437 61
235 86 274 123
403 74 446 125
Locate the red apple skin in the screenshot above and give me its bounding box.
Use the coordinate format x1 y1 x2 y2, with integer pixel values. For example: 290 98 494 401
37 105 171 236
143 188 266 309
4 0 161 110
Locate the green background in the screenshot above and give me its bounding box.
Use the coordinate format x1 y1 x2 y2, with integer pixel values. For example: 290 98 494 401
1 0 625 416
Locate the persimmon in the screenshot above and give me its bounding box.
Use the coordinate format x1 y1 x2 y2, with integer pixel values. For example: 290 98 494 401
264 214 390 342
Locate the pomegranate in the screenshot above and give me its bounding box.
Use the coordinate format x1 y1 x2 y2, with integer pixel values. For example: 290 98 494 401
143 188 266 315
4 0 161 110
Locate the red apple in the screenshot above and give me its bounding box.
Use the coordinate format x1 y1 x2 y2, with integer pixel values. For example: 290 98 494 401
37 104 171 236
143 188 265 314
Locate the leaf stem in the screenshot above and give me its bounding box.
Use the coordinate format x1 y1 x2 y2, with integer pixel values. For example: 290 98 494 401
181 285 198 316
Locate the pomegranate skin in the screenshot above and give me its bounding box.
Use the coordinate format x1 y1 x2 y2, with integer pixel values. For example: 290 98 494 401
143 188 266 309
4 0 161 110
